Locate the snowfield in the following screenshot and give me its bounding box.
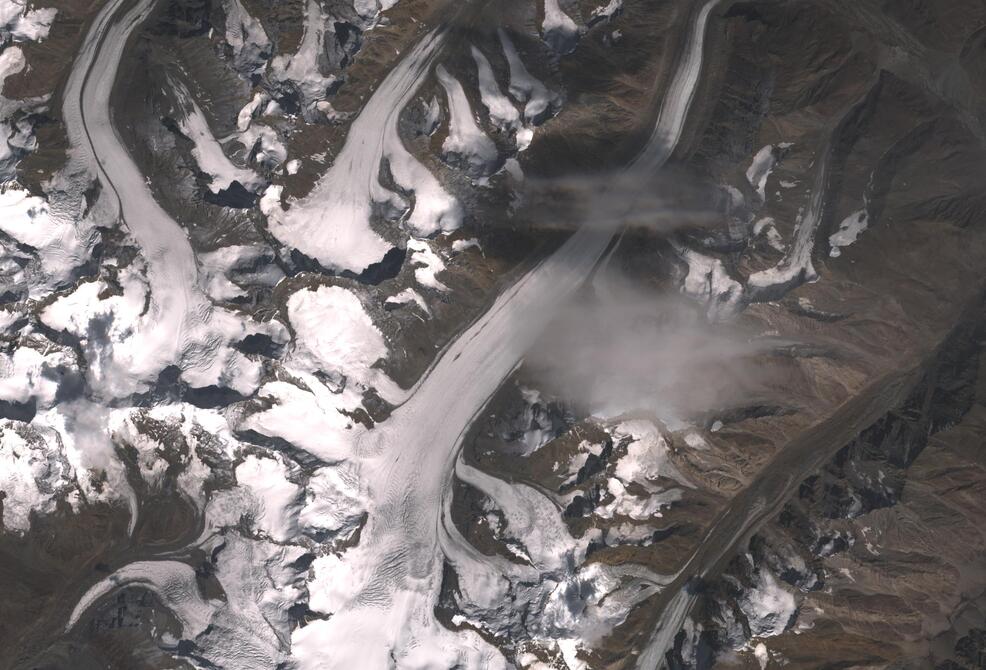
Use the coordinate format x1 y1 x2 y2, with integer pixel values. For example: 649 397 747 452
264 28 461 273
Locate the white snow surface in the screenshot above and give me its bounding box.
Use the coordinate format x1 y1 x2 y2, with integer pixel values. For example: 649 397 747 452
498 28 556 123
408 238 448 291
385 287 430 315
436 64 500 179
286 284 397 397
241 284 400 463
265 29 461 273
589 0 623 25
173 79 262 193
353 0 399 22
235 455 302 542
269 0 336 109
738 567 797 638
746 145 776 200
197 243 284 301
236 91 265 132
0 337 74 409
541 0 580 55
829 208 868 257
676 245 744 319
754 642 770 669
0 0 56 43
452 237 481 253
612 420 690 488
222 0 269 73
470 45 522 135
298 463 365 542
0 420 76 532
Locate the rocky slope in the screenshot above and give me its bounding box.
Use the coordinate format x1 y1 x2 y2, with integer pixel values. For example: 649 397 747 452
0 0 985 669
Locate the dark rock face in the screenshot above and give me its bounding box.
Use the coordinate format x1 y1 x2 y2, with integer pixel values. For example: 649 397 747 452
6 0 986 666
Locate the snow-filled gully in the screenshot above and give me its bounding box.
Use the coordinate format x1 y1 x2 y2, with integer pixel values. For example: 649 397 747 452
64 0 724 667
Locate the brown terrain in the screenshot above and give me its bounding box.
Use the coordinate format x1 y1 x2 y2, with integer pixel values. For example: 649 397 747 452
3 0 986 668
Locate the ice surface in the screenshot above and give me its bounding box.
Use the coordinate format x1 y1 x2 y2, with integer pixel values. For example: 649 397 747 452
407 238 448 291
52 0 274 397
746 145 776 201
265 29 460 273
753 217 786 252
0 420 75 532
498 28 557 124
0 0 56 43
173 78 262 194
235 455 302 542
436 64 500 179
541 0 580 55
68 561 216 635
269 0 337 110
829 208 868 257
746 145 827 298
738 567 797 637
222 0 269 74
457 460 579 572
385 287 431 315
470 44 523 139
39 0 731 664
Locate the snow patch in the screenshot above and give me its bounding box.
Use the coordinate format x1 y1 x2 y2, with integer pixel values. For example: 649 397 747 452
408 238 448 291
829 209 868 257
746 145 776 201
